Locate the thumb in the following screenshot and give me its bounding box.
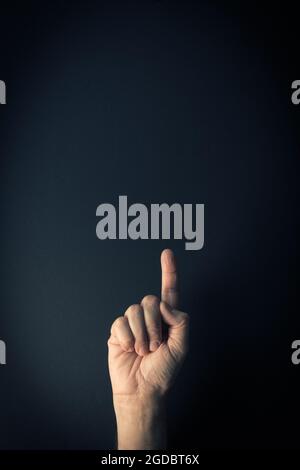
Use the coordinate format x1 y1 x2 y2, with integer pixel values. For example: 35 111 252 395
160 301 189 359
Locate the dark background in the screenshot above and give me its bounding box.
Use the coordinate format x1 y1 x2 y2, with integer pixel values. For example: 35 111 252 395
0 0 299 450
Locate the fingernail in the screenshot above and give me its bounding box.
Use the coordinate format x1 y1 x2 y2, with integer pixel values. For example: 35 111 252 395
150 341 160 352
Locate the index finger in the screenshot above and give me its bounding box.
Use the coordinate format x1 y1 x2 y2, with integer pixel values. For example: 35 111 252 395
161 248 179 309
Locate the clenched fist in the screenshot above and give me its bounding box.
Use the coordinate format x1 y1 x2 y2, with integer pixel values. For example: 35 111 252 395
108 249 189 450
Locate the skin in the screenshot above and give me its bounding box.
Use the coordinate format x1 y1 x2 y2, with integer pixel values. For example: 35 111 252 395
108 249 189 450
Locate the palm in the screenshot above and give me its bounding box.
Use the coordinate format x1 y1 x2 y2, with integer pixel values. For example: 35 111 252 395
109 338 179 396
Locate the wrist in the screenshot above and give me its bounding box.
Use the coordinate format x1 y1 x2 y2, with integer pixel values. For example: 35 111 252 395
113 393 167 450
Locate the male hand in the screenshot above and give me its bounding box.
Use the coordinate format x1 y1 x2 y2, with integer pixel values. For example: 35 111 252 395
107 249 189 449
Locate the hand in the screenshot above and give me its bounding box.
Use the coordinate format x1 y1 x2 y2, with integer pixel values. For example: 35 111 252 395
108 248 189 398
107 249 189 449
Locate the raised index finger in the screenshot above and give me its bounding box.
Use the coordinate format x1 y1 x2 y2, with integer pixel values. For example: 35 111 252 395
161 248 179 309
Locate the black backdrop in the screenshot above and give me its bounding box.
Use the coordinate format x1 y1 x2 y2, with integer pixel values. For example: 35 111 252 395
0 0 299 449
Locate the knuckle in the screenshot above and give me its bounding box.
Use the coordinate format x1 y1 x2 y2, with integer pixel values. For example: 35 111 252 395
163 287 177 295
113 316 125 329
126 304 142 317
111 316 125 335
142 294 159 308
